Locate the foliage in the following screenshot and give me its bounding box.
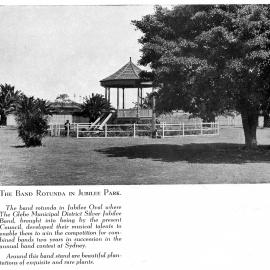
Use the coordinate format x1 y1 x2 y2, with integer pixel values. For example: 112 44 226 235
55 93 72 103
132 92 153 109
142 92 153 109
53 93 73 112
133 5 270 147
0 84 21 125
15 95 51 147
81 94 113 122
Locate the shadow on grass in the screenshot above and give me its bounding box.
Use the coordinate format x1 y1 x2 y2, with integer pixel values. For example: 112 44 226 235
96 143 270 164
11 145 27 148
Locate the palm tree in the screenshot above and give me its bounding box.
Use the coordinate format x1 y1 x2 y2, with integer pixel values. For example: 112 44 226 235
15 95 51 147
0 84 21 125
81 94 113 122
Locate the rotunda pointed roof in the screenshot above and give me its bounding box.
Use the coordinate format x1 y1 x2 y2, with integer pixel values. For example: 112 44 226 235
100 58 152 88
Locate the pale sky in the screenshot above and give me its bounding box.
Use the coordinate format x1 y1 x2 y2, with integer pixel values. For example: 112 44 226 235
0 5 156 108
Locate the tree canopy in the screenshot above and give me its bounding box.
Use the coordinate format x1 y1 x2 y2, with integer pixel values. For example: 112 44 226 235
55 93 72 104
133 5 270 147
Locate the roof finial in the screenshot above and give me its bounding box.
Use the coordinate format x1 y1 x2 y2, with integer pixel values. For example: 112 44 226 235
130 57 132 62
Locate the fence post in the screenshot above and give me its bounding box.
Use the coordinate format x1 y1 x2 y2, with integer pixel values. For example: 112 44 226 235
183 123 185 136
201 122 203 135
76 124 79 138
133 123 136 138
217 122 220 135
67 123 70 137
105 124 107 137
162 122 165 138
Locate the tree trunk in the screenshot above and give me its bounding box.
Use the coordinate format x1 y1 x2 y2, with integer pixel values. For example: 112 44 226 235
0 113 7 126
241 109 258 149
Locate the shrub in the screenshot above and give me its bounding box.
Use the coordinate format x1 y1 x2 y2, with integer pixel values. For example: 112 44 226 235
15 95 51 147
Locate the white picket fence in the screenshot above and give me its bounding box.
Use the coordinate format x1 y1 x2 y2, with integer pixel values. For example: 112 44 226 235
216 115 242 127
47 123 77 136
75 122 219 138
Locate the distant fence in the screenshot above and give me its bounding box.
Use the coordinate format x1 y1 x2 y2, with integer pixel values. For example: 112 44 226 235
158 113 243 127
216 115 242 127
48 123 77 136
216 115 266 128
75 122 219 139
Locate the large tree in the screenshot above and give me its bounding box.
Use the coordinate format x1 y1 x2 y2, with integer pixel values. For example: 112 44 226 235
133 5 270 148
0 84 21 125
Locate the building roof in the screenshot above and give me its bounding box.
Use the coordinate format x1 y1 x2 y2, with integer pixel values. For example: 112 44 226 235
100 58 152 88
101 58 141 81
49 101 82 114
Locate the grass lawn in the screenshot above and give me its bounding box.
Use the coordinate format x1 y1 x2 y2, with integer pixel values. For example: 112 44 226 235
1 126 270 185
